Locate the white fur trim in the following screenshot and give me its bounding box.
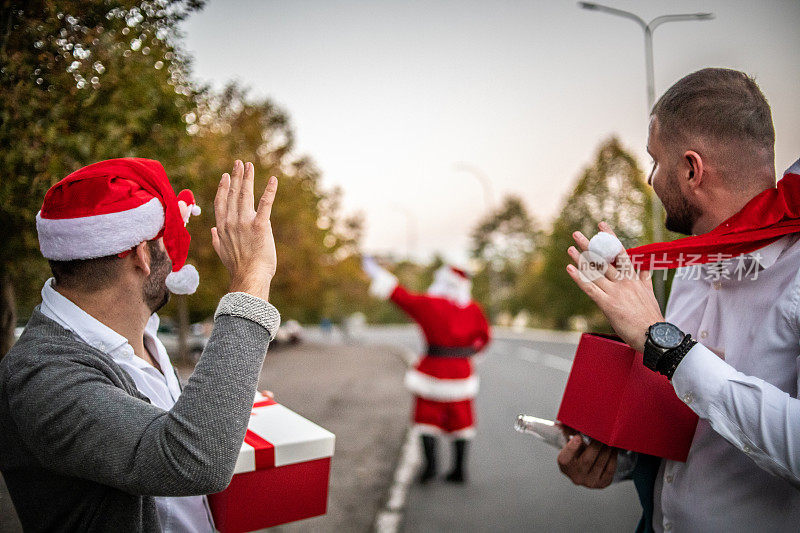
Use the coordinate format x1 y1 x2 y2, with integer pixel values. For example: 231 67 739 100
37 198 164 260
415 423 445 436
449 426 477 439
404 369 479 401
369 269 398 299
415 424 476 439
165 264 199 294
178 201 202 225
178 200 191 224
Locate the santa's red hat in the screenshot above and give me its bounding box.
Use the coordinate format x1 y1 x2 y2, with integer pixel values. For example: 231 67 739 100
36 158 201 294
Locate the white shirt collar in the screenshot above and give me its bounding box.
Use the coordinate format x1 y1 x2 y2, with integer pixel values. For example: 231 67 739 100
751 235 793 270
40 278 163 366
41 278 130 356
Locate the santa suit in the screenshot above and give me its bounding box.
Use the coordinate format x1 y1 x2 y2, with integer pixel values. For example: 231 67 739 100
371 269 490 438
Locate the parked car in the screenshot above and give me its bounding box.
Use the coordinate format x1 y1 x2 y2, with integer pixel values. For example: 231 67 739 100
157 319 208 361
273 319 303 345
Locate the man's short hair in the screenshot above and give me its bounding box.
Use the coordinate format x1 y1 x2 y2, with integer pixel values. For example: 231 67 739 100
49 240 160 292
652 68 775 158
49 255 123 292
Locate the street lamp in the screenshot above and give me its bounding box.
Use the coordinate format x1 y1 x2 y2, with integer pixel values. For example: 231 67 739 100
453 163 497 320
454 162 495 212
578 2 714 309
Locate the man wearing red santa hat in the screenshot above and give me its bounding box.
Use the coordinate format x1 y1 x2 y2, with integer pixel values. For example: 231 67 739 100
363 258 491 483
0 158 281 532
558 68 800 532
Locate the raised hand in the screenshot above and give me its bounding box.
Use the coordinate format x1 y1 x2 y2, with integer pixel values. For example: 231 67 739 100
212 160 278 302
565 221 663 353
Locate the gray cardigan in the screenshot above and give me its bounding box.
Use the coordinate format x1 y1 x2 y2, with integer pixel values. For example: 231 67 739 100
0 292 280 532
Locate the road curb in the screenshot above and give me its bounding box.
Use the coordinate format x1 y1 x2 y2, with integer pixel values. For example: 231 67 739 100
374 427 421 533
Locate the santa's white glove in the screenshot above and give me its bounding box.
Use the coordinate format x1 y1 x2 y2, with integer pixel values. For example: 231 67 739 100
362 256 384 279
362 256 398 299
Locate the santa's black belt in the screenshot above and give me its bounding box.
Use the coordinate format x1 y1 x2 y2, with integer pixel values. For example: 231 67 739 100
426 345 477 358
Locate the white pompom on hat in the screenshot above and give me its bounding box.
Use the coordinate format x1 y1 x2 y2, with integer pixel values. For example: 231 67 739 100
36 158 201 295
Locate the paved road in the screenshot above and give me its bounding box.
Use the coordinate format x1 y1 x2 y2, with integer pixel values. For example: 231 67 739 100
347 326 641 533
251 339 409 532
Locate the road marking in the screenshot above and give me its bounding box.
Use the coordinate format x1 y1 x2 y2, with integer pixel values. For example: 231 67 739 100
516 346 573 373
374 427 421 533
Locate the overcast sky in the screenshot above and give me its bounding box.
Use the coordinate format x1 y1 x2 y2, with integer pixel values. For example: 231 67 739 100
182 0 800 263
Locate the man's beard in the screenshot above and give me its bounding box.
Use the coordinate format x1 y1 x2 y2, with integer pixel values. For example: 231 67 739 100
660 180 701 236
143 243 172 313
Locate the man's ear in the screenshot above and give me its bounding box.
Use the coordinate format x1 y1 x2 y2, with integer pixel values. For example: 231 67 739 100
132 241 152 277
684 150 704 189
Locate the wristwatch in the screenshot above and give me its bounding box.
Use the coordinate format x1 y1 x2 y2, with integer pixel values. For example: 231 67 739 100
643 322 697 380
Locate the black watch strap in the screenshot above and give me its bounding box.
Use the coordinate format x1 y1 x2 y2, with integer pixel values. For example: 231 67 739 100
656 334 697 380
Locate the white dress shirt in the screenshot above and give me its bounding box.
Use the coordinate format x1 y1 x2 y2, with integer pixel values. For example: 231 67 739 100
39 279 215 533
652 236 800 532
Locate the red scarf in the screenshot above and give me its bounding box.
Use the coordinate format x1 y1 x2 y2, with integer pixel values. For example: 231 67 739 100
626 173 800 270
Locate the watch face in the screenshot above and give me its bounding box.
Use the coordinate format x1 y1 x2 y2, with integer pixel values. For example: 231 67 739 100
650 323 684 349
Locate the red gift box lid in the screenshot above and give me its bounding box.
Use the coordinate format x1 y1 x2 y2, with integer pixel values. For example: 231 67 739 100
556 333 698 462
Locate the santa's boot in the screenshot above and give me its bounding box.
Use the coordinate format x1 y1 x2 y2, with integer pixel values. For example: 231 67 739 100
445 439 468 483
418 435 437 484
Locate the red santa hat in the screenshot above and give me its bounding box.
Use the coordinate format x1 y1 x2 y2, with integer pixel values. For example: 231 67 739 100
36 158 201 294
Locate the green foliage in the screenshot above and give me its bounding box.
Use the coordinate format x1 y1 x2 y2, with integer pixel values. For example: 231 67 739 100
470 195 540 318
471 195 539 266
1 0 366 331
175 84 367 323
537 137 653 329
0 2 667 337
372 138 659 331
1 0 203 317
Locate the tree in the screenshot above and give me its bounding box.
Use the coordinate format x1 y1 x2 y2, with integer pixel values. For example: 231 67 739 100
537 137 653 329
0 1 368 357
0 0 204 356
168 83 367 325
470 195 540 319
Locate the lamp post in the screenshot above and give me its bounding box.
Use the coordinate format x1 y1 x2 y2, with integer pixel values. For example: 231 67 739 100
454 162 495 212
454 163 497 320
578 2 714 310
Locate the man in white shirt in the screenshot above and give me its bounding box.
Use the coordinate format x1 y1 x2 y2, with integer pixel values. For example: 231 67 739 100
557 68 800 532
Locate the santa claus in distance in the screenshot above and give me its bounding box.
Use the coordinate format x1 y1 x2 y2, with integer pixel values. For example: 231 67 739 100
363 258 491 483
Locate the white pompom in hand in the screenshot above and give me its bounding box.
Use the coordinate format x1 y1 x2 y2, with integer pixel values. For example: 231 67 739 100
588 231 624 263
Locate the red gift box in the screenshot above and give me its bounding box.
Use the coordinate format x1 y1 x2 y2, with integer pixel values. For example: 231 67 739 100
556 333 698 462
208 394 336 533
